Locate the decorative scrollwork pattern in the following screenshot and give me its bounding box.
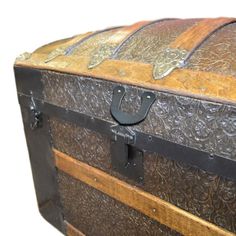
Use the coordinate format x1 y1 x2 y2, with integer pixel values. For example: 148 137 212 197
58 171 180 236
51 118 236 233
42 71 236 161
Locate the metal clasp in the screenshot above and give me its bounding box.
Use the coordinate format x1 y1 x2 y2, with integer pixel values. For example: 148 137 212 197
110 125 144 182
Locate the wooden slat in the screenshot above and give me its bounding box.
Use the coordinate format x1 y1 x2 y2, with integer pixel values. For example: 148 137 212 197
54 149 234 236
65 221 85 236
170 18 236 50
15 56 236 105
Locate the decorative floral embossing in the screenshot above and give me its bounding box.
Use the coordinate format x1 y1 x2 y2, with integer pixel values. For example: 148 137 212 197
115 19 199 64
51 118 236 233
187 23 236 77
42 71 236 160
153 47 188 80
88 44 117 69
58 171 180 236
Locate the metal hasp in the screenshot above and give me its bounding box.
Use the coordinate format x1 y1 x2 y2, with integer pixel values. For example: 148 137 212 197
110 125 144 182
110 86 156 182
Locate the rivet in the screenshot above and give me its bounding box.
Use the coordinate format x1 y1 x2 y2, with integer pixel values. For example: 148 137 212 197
94 178 97 182
152 208 156 213
209 153 214 159
147 95 151 99
118 89 121 93
133 163 137 167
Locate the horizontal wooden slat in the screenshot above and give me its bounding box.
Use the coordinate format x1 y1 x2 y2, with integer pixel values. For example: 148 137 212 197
54 149 234 236
65 221 85 236
15 55 236 105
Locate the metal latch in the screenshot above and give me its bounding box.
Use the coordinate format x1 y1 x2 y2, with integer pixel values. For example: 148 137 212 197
110 125 144 182
29 98 42 130
109 86 156 182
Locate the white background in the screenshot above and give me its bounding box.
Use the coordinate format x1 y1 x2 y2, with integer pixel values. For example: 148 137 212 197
1 0 235 235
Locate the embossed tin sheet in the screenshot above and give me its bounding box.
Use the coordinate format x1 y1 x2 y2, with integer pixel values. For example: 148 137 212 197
15 18 236 83
66 28 121 59
114 19 199 64
186 23 236 77
58 171 180 236
51 118 236 233
42 71 236 161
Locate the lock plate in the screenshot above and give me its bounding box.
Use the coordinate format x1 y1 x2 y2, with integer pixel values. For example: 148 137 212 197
110 125 144 182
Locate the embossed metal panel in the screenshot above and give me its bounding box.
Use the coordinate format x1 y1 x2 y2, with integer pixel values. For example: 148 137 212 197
114 19 199 64
15 18 236 236
50 118 236 233
58 171 180 236
186 23 236 77
42 71 236 161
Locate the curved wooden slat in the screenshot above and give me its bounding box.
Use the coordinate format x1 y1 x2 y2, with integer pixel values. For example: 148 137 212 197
171 17 236 51
153 18 236 80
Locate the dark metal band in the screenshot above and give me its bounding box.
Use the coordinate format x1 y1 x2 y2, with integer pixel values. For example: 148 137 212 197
15 67 65 233
18 94 236 181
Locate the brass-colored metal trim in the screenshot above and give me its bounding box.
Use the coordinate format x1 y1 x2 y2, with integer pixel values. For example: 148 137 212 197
153 18 236 80
15 56 236 105
153 47 188 80
88 19 177 69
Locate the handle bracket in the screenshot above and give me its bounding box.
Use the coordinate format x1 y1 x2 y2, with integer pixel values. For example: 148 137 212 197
110 86 156 125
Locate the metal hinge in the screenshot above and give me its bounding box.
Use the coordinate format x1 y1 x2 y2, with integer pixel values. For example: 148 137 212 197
110 125 144 182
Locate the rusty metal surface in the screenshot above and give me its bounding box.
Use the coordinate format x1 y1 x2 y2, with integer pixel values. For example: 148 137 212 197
51 118 236 233
43 72 236 161
57 171 180 236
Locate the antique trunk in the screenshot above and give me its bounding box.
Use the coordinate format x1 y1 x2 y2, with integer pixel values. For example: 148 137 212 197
14 18 236 236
